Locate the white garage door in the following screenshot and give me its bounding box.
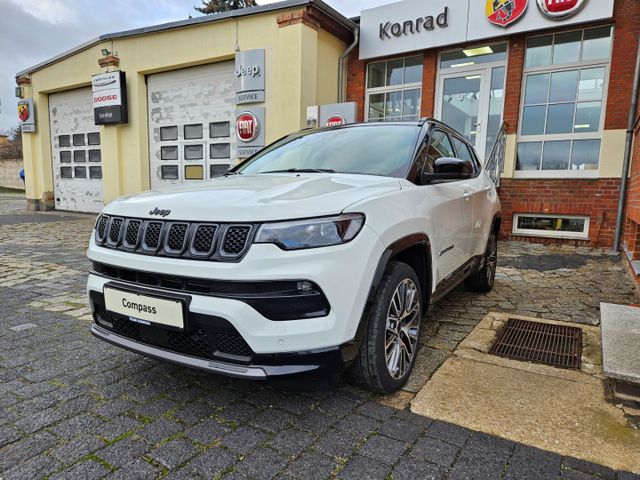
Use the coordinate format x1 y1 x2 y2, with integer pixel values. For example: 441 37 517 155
148 62 236 190
49 88 104 213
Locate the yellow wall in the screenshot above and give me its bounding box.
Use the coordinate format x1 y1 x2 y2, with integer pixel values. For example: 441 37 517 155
20 9 347 208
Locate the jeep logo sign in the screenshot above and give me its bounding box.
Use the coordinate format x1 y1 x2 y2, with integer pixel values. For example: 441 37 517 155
536 0 588 18
235 49 265 104
326 115 347 127
236 112 259 143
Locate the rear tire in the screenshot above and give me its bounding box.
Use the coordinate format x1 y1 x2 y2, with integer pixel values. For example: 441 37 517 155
348 261 422 394
465 231 498 293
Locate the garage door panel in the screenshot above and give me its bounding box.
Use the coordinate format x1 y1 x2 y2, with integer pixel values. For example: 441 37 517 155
49 88 104 213
148 62 236 189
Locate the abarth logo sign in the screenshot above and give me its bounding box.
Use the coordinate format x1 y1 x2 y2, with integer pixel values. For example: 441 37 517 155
236 112 259 143
486 0 528 27
537 0 588 19
18 102 29 122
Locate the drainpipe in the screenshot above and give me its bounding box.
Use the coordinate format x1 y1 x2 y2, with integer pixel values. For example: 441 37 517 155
613 34 640 252
337 26 359 103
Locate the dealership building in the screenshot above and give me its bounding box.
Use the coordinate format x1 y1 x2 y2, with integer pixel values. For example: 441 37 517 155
14 0 640 256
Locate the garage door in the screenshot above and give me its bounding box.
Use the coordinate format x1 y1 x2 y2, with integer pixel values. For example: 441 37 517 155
148 62 236 190
49 88 103 213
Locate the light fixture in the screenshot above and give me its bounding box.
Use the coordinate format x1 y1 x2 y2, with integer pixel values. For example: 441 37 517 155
574 124 591 129
463 46 494 57
451 62 475 68
101 48 111 57
465 75 482 80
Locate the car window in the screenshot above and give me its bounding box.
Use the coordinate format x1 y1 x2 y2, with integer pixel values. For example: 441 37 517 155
451 136 480 175
422 129 455 175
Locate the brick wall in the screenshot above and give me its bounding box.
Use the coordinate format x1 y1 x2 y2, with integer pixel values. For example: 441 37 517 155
498 178 621 248
503 35 525 135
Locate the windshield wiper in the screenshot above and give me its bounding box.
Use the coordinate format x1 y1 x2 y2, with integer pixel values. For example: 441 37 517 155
223 171 242 176
261 168 336 174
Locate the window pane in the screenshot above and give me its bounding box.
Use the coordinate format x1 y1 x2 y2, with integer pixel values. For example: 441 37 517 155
546 103 575 134
59 135 71 148
73 150 86 163
387 59 404 86
553 31 582 64
526 36 553 68
517 215 586 233
89 166 102 179
574 101 602 132
210 122 230 138
524 74 549 105
367 62 386 88
210 143 231 159
522 106 546 135
161 146 178 161
184 144 203 160
60 166 72 178
428 130 455 159
441 43 507 69
161 165 179 180
582 27 612 61
516 142 542 170
541 140 571 170
452 137 474 162
74 166 87 178
404 56 423 83
385 91 403 119
549 70 578 103
184 165 204 180
578 68 605 102
402 89 420 118
72 134 85 146
368 93 385 121
571 139 600 170
486 67 506 158
160 126 178 141
60 151 72 163
87 133 100 145
184 124 203 140
88 149 101 162
210 164 230 178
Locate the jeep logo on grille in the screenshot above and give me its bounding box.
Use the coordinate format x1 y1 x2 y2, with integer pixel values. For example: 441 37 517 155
149 207 171 217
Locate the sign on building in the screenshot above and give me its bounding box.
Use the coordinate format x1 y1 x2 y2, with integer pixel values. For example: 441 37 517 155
235 49 265 104
92 71 128 125
17 98 36 133
236 107 265 158
319 102 357 128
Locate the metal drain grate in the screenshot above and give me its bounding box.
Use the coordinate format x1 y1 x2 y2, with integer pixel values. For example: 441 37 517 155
489 319 582 369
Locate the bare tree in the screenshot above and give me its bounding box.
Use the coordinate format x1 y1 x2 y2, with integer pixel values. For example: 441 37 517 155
0 126 23 160
195 0 257 14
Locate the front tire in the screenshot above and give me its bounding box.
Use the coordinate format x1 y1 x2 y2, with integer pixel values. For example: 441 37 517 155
465 231 498 293
349 261 422 394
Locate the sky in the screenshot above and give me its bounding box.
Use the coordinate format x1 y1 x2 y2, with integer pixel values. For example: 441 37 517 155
0 0 396 134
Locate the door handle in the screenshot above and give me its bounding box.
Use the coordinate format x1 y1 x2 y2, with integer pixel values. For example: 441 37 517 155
463 191 473 200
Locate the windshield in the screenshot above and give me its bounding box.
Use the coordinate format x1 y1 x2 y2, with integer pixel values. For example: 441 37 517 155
235 125 421 178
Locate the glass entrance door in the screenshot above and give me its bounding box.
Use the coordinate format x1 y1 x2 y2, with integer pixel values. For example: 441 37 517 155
436 44 507 162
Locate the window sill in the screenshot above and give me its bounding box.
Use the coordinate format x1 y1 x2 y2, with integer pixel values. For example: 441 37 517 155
513 170 599 180
512 230 590 241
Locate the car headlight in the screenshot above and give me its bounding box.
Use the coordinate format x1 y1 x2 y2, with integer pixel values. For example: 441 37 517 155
254 213 365 250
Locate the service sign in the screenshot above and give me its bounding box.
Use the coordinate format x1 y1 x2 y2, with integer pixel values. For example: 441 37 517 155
17 98 36 133
235 49 265 105
236 107 265 158
92 71 128 125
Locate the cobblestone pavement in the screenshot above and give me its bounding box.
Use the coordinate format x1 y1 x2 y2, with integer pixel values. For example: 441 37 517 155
1 197 639 480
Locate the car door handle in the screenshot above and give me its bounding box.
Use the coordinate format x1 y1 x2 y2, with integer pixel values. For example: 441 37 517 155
463 191 473 199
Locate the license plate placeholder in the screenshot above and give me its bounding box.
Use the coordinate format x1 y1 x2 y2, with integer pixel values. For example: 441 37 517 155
104 286 185 331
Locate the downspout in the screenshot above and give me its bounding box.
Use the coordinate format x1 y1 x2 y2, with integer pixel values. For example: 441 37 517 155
338 26 360 103
613 33 640 251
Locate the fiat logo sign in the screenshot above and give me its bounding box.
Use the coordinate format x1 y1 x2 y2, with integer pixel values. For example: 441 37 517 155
536 0 588 19
326 115 347 127
236 111 259 143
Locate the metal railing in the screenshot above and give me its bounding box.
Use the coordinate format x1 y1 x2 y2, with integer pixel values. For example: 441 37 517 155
484 123 507 188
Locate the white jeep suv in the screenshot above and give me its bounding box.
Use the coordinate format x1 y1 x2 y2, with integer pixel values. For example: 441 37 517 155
87 119 501 393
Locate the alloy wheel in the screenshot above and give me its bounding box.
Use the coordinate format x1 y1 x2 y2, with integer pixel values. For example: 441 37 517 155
385 278 420 380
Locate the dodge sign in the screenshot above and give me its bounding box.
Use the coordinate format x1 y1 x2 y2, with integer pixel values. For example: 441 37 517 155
92 71 128 125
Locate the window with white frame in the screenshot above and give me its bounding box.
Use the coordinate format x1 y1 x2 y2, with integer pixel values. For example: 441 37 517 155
513 214 590 240
366 56 423 122
516 27 612 175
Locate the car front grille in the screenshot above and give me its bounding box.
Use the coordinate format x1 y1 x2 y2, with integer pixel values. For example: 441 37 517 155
97 310 254 360
95 215 254 262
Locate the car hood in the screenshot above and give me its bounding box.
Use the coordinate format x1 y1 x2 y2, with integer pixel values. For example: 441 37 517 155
103 174 403 222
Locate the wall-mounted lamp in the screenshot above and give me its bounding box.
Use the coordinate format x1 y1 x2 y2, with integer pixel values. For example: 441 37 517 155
101 48 111 57
15 86 23 98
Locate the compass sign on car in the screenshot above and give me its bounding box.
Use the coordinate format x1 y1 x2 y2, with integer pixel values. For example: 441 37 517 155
536 0 588 19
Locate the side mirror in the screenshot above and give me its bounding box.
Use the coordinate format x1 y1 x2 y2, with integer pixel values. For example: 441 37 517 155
422 157 473 184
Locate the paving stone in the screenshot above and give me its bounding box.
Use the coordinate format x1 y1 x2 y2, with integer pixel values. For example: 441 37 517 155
172 401 216 425
316 396 359 418
504 445 562 480
392 457 446 480
1 454 61 480
236 446 289 480
93 399 137 418
619 472 640 480
268 428 316 455
313 428 359 458
148 438 199 469
333 413 379 439
184 447 237 476
49 459 112 480
50 413 104 439
105 458 159 480
378 417 424 443
561 470 602 480
355 401 396 421
359 434 407 465
183 418 232 445
221 426 270 455
250 408 296 433
337 454 389 480
0 425 22 447
133 397 178 419
424 420 471 447
96 436 150 468
411 435 460 467
137 418 183 444
13 406 65 433
49 434 105 464
97 415 141 442
562 456 616 480
285 452 336 480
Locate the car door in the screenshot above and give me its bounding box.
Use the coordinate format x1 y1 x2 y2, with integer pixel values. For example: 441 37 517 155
451 136 487 258
422 129 474 282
